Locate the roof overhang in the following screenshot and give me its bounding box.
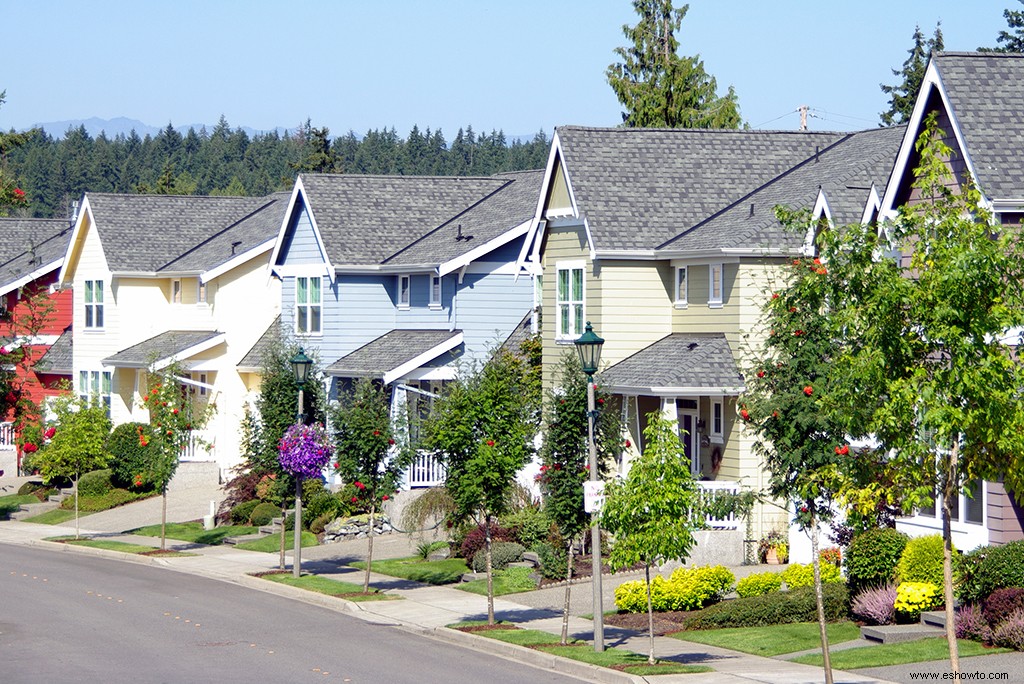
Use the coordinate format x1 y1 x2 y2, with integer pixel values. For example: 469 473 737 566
102 330 226 370
608 384 746 396
201 238 275 284
269 176 336 277
0 258 63 298
437 218 532 277
325 330 464 385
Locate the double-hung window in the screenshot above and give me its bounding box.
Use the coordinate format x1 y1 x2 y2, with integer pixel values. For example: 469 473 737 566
675 266 688 307
429 275 442 308
171 279 182 304
556 263 584 339
398 275 411 309
79 370 112 417
295 276 322 334
84 279 104 328
708 264 723 308
711 399 723 443
197 278 207 304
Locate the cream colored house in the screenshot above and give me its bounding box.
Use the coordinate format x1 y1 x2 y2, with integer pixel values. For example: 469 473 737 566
58 192 289 478
523 125 903 543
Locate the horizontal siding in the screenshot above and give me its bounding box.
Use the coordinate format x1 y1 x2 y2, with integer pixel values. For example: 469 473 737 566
454 273 532 365
280 201 326 266
395 273 452 328
597 260 672 368
987 481 1024 545
540 223 593 391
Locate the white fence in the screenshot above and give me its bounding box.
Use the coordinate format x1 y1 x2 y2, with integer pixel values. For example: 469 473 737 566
406 452 446 488
695 480 742 529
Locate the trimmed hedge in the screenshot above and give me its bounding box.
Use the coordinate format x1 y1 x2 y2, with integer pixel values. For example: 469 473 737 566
249 502 280 527
230 499 261 525
897 534 947 587
684 583 850 630
78 469 115 497
782 562 842 589
471 541 525 572
59 488 147 512
977 540 1024 600
845 528 907 594
735 571 783 598
615 565 735 613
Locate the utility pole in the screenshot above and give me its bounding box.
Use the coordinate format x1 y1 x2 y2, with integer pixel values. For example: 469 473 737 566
798 105 809 131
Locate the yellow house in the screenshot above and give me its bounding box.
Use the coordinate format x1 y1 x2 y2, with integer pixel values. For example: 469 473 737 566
524 125 903 546
58 192 289 479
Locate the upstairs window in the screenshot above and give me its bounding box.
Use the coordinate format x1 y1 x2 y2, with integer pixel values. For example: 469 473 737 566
84 280 104 328
556 263 584 339
675 266 688 307
709 264 723 308
429 275 442 308
197 279 207 304
296 276 322 334
171 279 182 304
398 275 411 309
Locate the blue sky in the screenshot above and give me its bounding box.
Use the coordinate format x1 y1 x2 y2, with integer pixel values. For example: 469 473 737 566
0 0 1014 138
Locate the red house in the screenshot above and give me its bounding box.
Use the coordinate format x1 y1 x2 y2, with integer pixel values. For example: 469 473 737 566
0 217 73 475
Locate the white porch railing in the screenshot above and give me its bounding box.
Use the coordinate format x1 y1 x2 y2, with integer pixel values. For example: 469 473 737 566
179 432 212 462
695 481 742 529
406 452 446 488
0 421 14 449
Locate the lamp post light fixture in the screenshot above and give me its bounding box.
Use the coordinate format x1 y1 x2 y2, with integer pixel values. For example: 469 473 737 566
289 347 313 578
574 321 605 653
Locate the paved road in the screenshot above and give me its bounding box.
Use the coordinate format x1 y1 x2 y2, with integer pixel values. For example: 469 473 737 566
1 543 588 684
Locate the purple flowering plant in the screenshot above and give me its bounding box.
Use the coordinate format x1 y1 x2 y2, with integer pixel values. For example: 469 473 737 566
278 423 332 480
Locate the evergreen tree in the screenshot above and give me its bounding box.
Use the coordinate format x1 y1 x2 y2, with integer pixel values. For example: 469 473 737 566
607 1 741 129
879 23 943 126
980 1 1024 52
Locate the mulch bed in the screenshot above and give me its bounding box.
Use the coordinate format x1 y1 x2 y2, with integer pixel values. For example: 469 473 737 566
457 623 520 633
604 610 693 636
139 549 184 556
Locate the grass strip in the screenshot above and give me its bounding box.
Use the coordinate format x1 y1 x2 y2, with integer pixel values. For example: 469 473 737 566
448 625 710 675
455 566 537 596
0 493 39 518
791 638 1008 669
260 572 400 602
351 556 469 585
673 620 862 657
128 521 258 545
234 531 318 553
62 539 160 554
21 508 81 525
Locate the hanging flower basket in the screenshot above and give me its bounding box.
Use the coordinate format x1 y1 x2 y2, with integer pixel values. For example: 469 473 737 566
278 423 332 480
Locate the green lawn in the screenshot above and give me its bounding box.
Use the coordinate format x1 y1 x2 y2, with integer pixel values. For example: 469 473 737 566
351 556 469 585
128 522 258 545
674 621 862 657
455 566 537 596
234 531 318 553
22 508 84 525
61 539 161 554
791 638 1009 670
0 494 38 518
451 626 710 675
260 573 400 602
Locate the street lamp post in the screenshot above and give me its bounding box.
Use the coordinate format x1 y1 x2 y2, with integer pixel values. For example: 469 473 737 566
575 321 605 653
290 348 312 579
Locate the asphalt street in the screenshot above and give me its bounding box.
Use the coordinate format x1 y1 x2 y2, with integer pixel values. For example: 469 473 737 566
1 543 587 684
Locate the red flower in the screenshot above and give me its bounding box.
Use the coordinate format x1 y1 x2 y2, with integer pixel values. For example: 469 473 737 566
740 408 750 420
803 386 813 396
382 495 389 501
834 444 849 456
172 408 179 415
793 330 803 336
354 481 365 490
792 260 801 266
351 496 358 503
388 438 395 446
486 439 495 447
23 443 37 453
771 293 779 300
597 398 604 405
12 188 25 201
756 370 765 378
772 411 778 418
333 462 340 469
789 307 797 313
813 258 821 265
800 505 809 513
44 427 56 439
816 267 827 275
373 430 380 436
624 439 631 448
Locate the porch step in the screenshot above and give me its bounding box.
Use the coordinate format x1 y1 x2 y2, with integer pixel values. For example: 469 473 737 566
10 501 59 520
222 533 266 546
921 611 947 629
861 623 945 644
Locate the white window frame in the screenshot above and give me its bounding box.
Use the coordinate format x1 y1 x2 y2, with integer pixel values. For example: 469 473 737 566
398 275 411 309
171 279 182 304
79 369 112 417
708 263 723 308
295 276 322 335
196 278 207 305
193 372 209 396
429 275 442 309
711 399 724 443
674 266 688 308
556 261 585 341
84 279 104 329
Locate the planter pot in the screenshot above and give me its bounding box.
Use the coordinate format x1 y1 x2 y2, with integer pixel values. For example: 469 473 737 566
765 548 780 565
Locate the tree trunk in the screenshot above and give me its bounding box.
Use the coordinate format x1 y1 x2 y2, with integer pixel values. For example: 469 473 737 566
811 512 833 684
279 501 286 570
644 563 655 665
293 478 303 578
485 515 495 625
942 444 960 674
560 540 575 645
364 503 375 594
161 485 168 551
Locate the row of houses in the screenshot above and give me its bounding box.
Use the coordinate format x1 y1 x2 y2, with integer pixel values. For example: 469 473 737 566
1 51 1022 552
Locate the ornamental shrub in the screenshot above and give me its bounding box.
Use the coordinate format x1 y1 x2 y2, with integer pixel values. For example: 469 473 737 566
955 603 992 643
735 572 783 598
500 506 551 550
249 502 280 527
851 584 897 626
615 566 734 612
894 581 941 621
897 534 947 587
991 608 1024 651
781 562 842 589
309 512 336 535
685 583 849 630
983 588 1024 629
820 547 842 568
77 469 115 497
533 541 569 581
106 422 158 489
615 577 663 612
459 524 515 561
472 541 525 572
844 528 907 594
955 546 991 605
977 540 1024 599
60 487 147 512
230 499 261 525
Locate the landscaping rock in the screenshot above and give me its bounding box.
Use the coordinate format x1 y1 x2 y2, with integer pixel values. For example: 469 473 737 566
521 551 540 567
461 572 487 583
321 514 393 544
427 546 451 561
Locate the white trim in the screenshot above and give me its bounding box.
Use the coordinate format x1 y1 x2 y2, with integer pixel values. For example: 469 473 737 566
708 263 724 308
673 265 688 308
399 365 458 382
106 332 227 370
58 196 94 288
201 239 274 284
397 274 411 309
0 258 63 298
175 374 216 392
861 184 883 226
554 260 586 341
605 384 746 396
711 398 724 443
383 332 464 385
438 219 532 277
1 335 59 352
429 274 442 309
269 176 336 275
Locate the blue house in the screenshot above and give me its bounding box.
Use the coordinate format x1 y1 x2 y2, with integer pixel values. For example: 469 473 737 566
268 171 542 485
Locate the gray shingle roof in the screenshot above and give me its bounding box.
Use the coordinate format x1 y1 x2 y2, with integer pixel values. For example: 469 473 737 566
384 170 544 266
660 126 904 252
238 315 283 370
298 174 509 266
555 126 847 251
0 218 72 292
500 312 535 357
934 52 1024 200
600 333 743 393
34 326 73 374
85 194 278 273
102 330 224 368
325 329 462 378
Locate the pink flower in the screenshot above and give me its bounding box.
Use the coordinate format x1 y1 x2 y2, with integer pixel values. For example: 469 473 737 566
351 496 358 503
22 443 37 453
43 426 56 439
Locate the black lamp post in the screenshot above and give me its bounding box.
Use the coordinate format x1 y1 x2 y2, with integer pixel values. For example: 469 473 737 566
289 348 313 578
574 321 605 652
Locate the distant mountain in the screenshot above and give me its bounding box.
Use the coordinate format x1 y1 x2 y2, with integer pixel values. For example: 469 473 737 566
28 117 292 139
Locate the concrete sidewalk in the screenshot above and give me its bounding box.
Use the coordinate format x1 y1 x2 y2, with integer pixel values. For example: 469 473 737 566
0 517 895 684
